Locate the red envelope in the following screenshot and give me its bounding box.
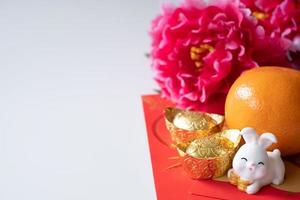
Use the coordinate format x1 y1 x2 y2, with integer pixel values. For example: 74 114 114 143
142 94 300 200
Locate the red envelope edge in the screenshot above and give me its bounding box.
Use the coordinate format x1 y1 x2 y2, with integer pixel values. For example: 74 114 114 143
142 94 300 200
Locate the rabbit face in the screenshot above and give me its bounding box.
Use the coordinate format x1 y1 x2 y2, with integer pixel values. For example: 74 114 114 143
231 127 277 181
233 143 269 180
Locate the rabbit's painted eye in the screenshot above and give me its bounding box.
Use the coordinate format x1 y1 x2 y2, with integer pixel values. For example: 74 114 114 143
258 162 264 165
241 157 247 161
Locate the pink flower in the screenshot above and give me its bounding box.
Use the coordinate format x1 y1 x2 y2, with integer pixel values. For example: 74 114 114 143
241 0 300 68
149 1 260 114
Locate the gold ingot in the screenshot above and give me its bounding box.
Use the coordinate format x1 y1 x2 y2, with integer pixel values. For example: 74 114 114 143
182 130 241 179
186 130 240 158
228 170 252 191
164 107 224 151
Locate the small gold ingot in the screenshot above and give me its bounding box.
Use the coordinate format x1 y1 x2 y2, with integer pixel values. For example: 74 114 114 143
228 170 252 191
182 130 241 179
183 130 241 179
165 107 224 151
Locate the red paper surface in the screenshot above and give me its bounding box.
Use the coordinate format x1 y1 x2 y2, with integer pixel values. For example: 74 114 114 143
142 94 300 200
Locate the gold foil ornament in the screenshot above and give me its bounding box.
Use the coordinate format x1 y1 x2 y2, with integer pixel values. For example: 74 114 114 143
164 107 241 179
182 130 241 179
165 107 224 150
228 170 252 191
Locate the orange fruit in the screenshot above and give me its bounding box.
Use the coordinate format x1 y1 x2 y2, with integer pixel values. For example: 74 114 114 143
225 67 300 156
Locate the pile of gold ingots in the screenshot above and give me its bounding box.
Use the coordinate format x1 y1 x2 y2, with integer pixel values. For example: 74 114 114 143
165 107 241 179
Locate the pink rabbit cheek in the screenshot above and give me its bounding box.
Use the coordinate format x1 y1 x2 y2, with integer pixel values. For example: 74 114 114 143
252 164 267 179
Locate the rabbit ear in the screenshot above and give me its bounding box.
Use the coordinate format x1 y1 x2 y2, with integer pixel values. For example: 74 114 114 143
240 127 259 143
258 133 277 149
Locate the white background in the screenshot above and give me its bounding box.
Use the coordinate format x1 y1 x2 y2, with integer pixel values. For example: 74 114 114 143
0 0 179 199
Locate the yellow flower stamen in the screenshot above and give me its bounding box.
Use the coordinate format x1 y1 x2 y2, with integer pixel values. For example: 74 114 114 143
253 11 269 20
190 44 214 70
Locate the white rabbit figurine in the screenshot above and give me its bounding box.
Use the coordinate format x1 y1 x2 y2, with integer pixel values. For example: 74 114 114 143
228 127 285 194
